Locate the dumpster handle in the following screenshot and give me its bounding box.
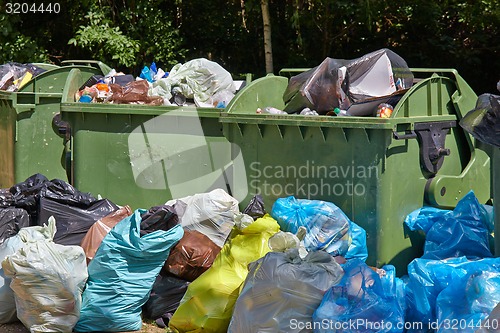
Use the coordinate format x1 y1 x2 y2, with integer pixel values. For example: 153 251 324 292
61 60 112 76
392 130 417 140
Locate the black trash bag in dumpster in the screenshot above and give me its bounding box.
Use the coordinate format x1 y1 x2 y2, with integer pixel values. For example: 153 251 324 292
283 48 413 115
140 205 179 236
37 197 118 246
0 208 29 243
142 272 190 323
460 93 500 147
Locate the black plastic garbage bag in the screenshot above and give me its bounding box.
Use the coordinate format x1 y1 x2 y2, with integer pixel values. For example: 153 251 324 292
9 174 50 217
40 179 97 207
242 194 266 220
8 174 98 225
140 205 179 236
0 208 29 244
283 48 413 115
37 197 118 246
0 190 14 208
142 272 190 322
460 93 500 147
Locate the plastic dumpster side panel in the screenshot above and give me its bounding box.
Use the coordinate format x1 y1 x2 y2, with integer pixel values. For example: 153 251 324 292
494 148 500 256
221 69 490 274
61 73 287 209
0 65 105 188
0 92 16 187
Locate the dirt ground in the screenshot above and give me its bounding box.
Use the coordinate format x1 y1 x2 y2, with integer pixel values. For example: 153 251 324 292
0 320 170 332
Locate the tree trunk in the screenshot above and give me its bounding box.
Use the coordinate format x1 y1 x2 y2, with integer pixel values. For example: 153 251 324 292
261 0 273 74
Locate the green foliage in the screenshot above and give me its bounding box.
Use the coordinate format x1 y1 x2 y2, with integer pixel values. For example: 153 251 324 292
0 14 49 63
0 0 497 92
69 10 140 68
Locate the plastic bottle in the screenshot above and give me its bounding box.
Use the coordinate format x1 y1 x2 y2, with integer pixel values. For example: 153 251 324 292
334 107 348 116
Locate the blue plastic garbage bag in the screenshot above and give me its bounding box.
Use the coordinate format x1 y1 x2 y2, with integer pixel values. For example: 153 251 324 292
404 191 493 260
345 221 368 262
271 196 352 256
404 257 500 333
313 259 405 333
436 267 500 333
75 209 184 332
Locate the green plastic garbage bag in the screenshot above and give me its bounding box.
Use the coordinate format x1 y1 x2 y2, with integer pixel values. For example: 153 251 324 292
2 217 88 333
75 209 184 332
169 214 280 333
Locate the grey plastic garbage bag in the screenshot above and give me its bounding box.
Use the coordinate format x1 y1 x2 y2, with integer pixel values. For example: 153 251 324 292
228 249 343 333
460 93 500 147
283 48 413 115
75 209 184 332
2 217 88 333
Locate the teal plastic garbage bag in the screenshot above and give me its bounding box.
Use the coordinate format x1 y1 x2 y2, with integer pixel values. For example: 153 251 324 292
271 196 352 257
75 209 184 332
404 257 500 333
313 259 405 333
404 191 493 260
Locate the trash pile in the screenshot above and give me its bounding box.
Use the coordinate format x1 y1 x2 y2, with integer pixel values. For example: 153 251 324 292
0 63 47 91
259 48 414 117
0 174 497 333
75 58 239 108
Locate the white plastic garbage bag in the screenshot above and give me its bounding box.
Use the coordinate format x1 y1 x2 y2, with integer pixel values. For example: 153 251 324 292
149 58 236 107
2 217 88 333
165 188 239 247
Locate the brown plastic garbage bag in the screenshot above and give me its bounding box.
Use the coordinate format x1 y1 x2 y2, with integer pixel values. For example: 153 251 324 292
110 80 164 105
80 205 132 264
163 230 221 281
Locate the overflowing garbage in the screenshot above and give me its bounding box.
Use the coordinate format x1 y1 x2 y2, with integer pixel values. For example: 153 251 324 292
74 58 238 108
0 174 497 333
0 62 47 91
257 48 413 117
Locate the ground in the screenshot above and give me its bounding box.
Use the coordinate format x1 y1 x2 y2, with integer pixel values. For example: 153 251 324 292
0 320 170 332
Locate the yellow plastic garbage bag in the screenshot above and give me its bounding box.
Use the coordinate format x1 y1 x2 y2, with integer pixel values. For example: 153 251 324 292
169 214 280 333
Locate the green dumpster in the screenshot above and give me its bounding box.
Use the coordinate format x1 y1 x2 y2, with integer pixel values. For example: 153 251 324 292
60 69 271 210
494 147 499 256
221 68 491 273
0 61 110 187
